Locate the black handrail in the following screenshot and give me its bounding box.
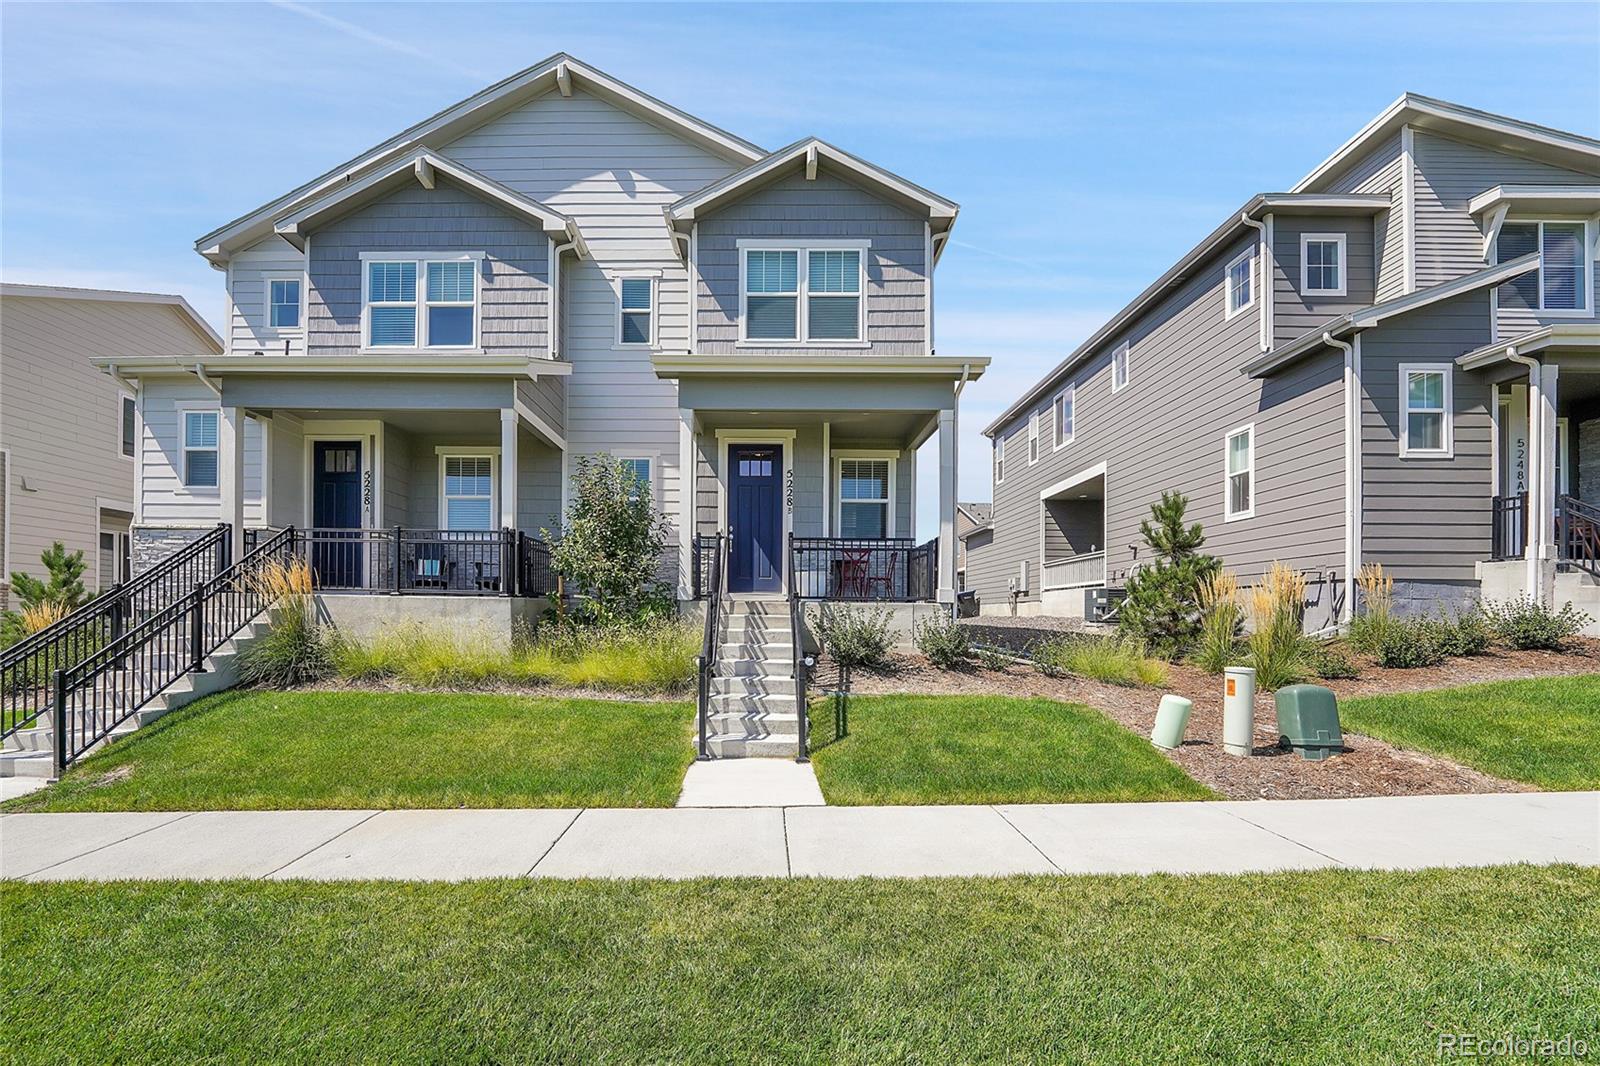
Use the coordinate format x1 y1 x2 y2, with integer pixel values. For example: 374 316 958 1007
787 532 810 763
1557 495 1600 579
694 533 725 760
51 527 296 772
2 523 229 742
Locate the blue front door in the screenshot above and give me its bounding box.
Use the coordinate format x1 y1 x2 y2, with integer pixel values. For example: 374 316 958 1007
728 443 782 593
312 441 362 587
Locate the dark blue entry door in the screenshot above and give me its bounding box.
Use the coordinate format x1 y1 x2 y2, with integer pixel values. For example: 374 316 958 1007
728 443 782 593
312 441 362 587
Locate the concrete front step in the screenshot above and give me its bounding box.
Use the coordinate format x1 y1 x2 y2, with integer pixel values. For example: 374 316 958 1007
710 675 797 696
717 642 794 661
0 749 57 778
705 733 800 758
709 691 800 715
715 658 795 678
707 710 801 737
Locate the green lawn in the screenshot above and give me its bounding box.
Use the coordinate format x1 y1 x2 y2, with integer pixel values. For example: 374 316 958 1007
4 868 1596 1063
1340 675 1600 790
2 689 694 812
808 694 1212 805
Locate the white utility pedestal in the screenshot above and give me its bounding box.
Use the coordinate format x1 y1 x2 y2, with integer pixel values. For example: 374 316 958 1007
1223 666 1256 757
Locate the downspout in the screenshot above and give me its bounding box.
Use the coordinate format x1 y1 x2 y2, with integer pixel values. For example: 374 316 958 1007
550 239 579 361
1506 348 1542 602
1240 213 1270 352
192 363 222 398
1324 332 1357 624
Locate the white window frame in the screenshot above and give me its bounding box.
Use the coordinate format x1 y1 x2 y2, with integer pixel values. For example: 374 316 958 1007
617 455 657 503
737 238 870 347
182 408 220 492
1497 219 1593 316
359 251 486 353
1028 412 1041 465
1111 342 1130 392
264 273 305 332
1300 233 1347 297
833 450 897 538
1398 363 1454 459
1223 423 1255 522
1224 246 1256 320
994 434 1007 486
436 448 500 530
615 274 658 348
1053 384 1075 449
118 393 136 460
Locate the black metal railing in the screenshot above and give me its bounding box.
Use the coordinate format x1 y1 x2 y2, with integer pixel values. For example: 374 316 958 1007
1558 495 1600 579
2 524 229 742
789 537 939 602
518 532 557 597
51 527 296 771
786 533 810 764
1491 493 1528 561
694 533 725 760
691 534 718 600
284 527 552 596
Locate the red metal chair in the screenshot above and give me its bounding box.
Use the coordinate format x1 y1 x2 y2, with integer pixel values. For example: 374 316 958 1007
863 550 898 599
839 549 870 598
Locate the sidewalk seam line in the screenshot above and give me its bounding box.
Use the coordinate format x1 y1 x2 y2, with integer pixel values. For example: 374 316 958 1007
525 808 584 877
261 810 383 880
1216 807 1347 867
992 806 1065 875
16 811 198 880
781 806 793 878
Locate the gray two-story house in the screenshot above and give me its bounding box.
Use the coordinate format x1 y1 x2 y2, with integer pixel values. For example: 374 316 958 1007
98 55 986 625
971 95 1599 632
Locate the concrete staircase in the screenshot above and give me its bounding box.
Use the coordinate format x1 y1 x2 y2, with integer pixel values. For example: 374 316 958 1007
705 597 802 758
0 618 271 780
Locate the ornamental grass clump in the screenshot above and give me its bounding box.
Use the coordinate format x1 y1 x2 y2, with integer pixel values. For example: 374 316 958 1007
1033 633 1168 688
1192 570 1243 675
1347 563 1396 656
238 558 333 687
1245 562 1309 690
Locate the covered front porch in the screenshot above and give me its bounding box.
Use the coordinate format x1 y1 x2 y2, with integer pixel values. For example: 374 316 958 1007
1037 462 1109 617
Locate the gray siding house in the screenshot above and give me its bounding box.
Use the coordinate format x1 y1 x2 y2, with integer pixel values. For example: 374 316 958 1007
971 95 1600 630
97 55 985 620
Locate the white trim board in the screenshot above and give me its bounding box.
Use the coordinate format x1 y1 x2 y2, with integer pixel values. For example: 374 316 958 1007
1039 461 1107 501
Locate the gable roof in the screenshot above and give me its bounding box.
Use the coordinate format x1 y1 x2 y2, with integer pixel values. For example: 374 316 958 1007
196 53 764 266
272 149 586 256
0 283 223 353
665 137 959 238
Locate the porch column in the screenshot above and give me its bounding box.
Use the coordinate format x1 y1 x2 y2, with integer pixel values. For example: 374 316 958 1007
1536 364 1560 605
678 407 696 600
499 409 519 530
218 405 246 563
937 406 957 605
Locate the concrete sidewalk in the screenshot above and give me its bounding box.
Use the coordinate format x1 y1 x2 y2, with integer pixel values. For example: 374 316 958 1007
2 792 1595 882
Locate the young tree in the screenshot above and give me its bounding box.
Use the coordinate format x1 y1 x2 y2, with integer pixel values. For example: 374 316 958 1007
544 455 672 626
1116 492 1220 657
10 542 90 612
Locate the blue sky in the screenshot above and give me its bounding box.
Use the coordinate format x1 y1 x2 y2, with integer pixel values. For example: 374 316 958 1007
3 2 1597 536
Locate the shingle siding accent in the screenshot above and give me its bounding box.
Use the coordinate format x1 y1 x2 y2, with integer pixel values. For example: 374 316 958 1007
695 169 927 356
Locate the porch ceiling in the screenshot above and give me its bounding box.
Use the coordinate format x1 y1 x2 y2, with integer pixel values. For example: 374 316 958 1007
259 409 505 439
694 408 930 441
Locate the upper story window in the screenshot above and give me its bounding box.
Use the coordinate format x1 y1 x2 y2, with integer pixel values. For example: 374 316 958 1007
1028 413 1041 464
993 435 1006 486
361 253 482 350
268 278 302 329
1053 385 1074 448
1225 247 1255 319
1498 221 1588 312
1399 363 1452 458
1111 342 1129 392
1224 423 1254 521
183 410 219 488
1301 233 1346 296
618 278 654 346
740 241 865 344
120 396 136 458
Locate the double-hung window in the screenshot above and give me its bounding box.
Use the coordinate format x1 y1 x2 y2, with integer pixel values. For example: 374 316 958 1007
120 396 136 458
1498 221 1588 312
1224 424 1254 520
742 243 863 343
268 278 301 329
441 455 495 530
363 254 481 349
1053 385 1074 448
1028 413 1041 464
618 278 653 345
1399 364 1452 458
1111 343 1129 391
183 411 219 488
994 435 1006 486
1225 247 1255 318
837 457 891 538
1301 233 1346 296
619 457 652 502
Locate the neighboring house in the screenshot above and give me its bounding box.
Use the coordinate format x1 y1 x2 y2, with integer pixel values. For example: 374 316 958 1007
955 501 991 590
1 284 223 607
94 55 985 625
972 94 1600 629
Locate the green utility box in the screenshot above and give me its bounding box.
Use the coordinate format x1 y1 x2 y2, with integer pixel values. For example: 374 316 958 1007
1274 684 1343 761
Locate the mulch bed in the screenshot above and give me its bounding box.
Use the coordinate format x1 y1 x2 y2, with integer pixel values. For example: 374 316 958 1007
825 640 1599 801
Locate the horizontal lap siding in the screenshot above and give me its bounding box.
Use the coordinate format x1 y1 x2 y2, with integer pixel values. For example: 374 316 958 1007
138 378 264 526
516 377 565 440
1359 290 1494 581
968 233 1346 609
229 238 307 355
307 179 550 358
696 170 926 356
1323 132 1407 303
1273 215 1376 347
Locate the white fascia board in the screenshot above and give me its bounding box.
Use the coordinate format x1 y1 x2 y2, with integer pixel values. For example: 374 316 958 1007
651 354 988 378
1457 323 1600 369
1247 193 1391 217
1467 184 1600 216
1039 461 1107 501
90 353 572 378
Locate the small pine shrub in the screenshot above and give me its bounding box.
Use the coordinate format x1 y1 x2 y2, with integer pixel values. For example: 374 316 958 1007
1373 618 1446 669
1480 597 1593 651
816 604 894 669
1033 634 1165 687
914 610 970 669
1305 644 1359 680
1193 570 1243 674
1436 608 1491 657
1116 492 1221 658
1246 563 1310 690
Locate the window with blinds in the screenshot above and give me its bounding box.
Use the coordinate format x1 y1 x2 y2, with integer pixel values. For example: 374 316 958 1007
742 245 863 342
807 249 861 340
443 455 494 530
184 411 219 488
838 458 890 538
364 256 480 348
619 278 653 345
1499 221 1587 311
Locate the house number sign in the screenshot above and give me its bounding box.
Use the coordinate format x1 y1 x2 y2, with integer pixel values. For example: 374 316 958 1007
363 471 374 514
785 469 794 514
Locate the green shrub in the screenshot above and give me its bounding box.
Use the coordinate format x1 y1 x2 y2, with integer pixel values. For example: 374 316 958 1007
1479 597 1593 651
1116 492 1221 658
1245 563 1310 690
914 610 970 669
816 604 894 669
1437 608 1491 657
545 455 674 626
1305 644 1359 680
1192 570 1243 674
1033 634 1167 688
974 646 1012 671
1373 618 1446 669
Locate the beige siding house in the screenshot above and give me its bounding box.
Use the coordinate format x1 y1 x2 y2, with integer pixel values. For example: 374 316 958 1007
0 285 223 606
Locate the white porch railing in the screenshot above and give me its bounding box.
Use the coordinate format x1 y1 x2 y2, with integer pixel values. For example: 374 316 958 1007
1042 551 1106 590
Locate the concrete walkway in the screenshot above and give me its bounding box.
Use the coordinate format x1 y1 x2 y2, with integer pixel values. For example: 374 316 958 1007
676 759 826 807
2 792 1594 881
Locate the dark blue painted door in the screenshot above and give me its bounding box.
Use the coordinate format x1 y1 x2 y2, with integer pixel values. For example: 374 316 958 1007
728 443 782 593
312 441 362 587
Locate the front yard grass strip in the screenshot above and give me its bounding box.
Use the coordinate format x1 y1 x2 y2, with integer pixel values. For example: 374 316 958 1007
1340 675 1600 790
808 694 1213 805
2 690 693 812
4 867 1597 1064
